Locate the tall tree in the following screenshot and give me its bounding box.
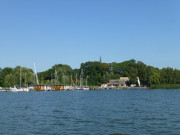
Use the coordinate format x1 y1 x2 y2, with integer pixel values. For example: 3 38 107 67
129 67 138 84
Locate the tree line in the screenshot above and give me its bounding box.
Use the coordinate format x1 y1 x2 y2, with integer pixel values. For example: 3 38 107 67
1 59 180 87
0 66 34 87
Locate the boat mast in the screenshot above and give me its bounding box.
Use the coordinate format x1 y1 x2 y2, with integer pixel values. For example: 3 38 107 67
54 67 59 84
80 74 81 88
86 76 87 87
41 75 43 85
34 62 39 85
25 73 27 87
33 72 35 85
71 74 72 86
51 72 53 85
82 69 83 87
76 73 77 87
20 66 21 87
57 71 59 84
80 69 83 88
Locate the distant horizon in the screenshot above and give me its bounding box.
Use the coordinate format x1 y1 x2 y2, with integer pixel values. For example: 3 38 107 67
1 0 180 72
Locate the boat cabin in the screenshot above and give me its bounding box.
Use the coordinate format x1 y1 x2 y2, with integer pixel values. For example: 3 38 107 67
34 85 51 91
53 85 64 90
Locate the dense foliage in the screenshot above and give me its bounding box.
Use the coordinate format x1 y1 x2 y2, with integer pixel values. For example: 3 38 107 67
0 66 34 87
38 64 74 85
1 59 180 88
150 84 180 89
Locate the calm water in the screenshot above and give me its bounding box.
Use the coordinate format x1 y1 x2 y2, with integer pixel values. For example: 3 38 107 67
0 89 180 135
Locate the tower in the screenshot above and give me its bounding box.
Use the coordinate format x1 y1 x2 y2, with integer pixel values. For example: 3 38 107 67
100 56 102 63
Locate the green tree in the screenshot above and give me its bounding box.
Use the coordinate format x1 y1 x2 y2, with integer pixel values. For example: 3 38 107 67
4 73 15 87
0 67 13 87
38 64 74 85
13 66 34 86
137 61 147 85
80 61 103 86
149 72 161 85
129 67 138 84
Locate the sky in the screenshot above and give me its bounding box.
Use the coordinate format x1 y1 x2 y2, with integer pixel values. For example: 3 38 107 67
0 0 180 72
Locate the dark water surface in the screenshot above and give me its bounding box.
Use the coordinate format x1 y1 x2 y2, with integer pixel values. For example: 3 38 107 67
0 89 180 135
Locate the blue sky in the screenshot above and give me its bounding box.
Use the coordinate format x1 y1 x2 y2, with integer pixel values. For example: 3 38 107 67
0 0 180 71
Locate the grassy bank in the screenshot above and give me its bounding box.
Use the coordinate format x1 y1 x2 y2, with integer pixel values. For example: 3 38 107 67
150 84 180 89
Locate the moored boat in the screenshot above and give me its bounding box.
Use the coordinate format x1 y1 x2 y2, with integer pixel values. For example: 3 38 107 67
10 85 29 92
83 87 90 90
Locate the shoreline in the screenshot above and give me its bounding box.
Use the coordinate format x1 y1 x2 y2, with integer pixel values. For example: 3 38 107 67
90 86 149 90
2 87 180 92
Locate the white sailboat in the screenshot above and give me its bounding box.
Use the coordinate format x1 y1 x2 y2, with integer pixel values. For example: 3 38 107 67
75 69 89 90
10 85 29 92
10 66 29 92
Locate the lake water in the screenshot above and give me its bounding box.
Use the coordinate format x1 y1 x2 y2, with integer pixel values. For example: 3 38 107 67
0 89 180 135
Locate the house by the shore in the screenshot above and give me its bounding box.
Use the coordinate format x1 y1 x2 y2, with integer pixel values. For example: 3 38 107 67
109 77 129 87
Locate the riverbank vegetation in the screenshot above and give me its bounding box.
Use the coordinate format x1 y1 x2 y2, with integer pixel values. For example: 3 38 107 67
0 66 34 87
150 84 180 89
0 59 180 89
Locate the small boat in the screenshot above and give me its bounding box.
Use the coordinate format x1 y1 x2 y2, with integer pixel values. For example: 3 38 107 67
10 66 30 92
10 85 29 92
74 87 81 90
83 87 90 90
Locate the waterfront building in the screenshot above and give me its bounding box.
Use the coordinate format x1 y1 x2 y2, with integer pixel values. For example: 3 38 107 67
109 77 140 87
109 77 129 87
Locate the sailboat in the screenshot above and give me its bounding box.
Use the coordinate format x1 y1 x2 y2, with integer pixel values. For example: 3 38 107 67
83 76 89 90
10 66 29 92
74 72 81 90
74 69 89 90
10 85 29 92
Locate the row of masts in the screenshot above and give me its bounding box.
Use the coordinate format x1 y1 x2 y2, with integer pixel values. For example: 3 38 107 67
19 63 88 88
79 69 88 88
18 62 39 87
